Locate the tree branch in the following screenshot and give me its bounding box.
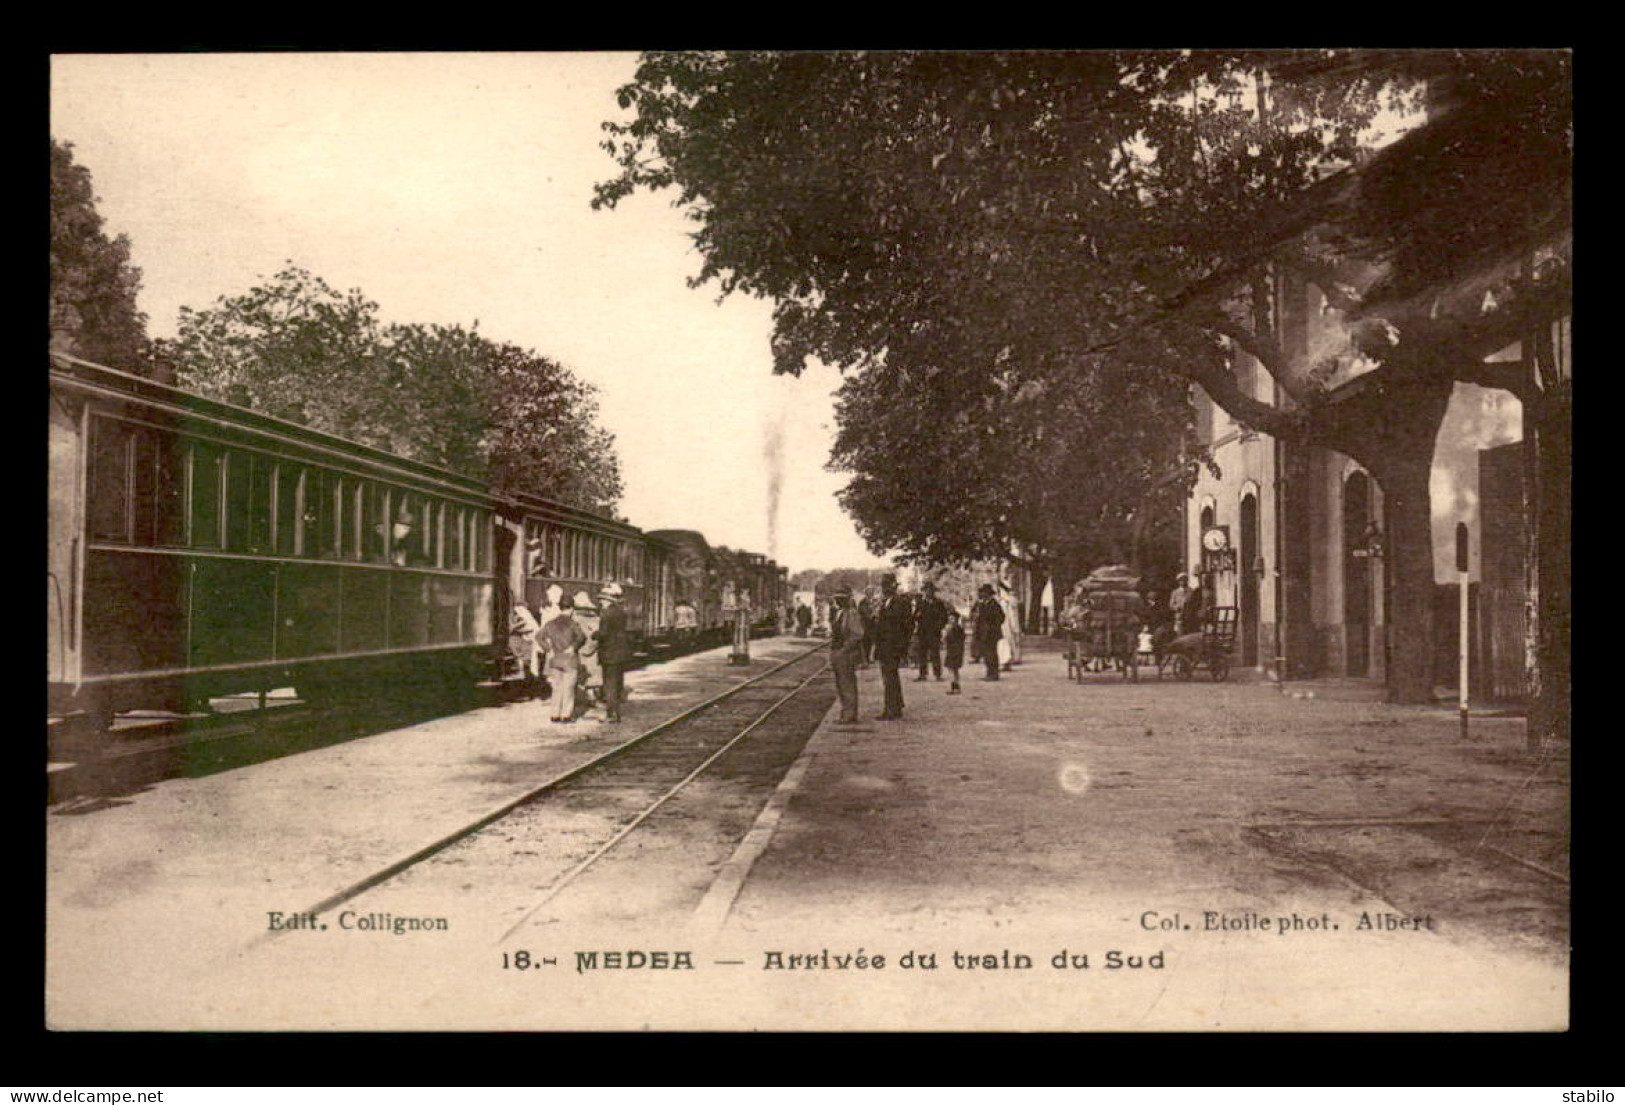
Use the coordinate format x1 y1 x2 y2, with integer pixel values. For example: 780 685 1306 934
1197 310 1322 406
1284 253 1369 314
1180 347 1307 442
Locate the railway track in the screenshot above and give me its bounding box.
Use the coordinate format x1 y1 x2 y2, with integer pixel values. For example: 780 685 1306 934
258 641 833 946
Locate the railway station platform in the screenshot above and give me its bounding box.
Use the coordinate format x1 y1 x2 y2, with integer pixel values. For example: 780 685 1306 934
703 638 1567 1030
46 634 1566 1031
45 636 822 1021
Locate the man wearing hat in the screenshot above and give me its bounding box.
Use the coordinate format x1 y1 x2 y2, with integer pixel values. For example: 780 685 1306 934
828 584 866 725
539 594 588 723
913 581 950 683
971 583 1006 681
872 573 914 719
595 581 632 723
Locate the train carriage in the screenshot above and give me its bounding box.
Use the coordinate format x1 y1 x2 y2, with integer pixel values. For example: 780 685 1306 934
49 353 797 763
49 355 496 750
644 529 726 648
503 495 660 653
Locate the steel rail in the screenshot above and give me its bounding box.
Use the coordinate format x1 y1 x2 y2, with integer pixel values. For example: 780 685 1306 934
1247 817 1569 884
256 640 829 945
495 656 830 942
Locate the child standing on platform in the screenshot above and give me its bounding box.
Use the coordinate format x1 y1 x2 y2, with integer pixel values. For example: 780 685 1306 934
943 610 966 695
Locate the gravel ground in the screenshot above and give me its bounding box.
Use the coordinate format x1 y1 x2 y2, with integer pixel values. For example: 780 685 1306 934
47 636 1567 1031
707 640 1567 1030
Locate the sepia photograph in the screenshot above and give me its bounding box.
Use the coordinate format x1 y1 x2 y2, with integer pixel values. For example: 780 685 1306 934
46 49 1571 1032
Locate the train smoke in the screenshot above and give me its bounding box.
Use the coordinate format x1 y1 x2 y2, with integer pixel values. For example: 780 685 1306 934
763 415 785 562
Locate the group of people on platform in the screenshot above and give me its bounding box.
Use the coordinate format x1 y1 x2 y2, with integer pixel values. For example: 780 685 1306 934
825 574 1024 727
506 581 632 726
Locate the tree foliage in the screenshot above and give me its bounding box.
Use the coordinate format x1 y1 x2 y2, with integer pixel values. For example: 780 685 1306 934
596 50 1570 701
170 266 623 513
50 139 150 369
594 52 1232 579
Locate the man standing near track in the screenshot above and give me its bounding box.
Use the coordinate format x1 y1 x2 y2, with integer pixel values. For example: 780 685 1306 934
539 594 588 724
857 586 878 668
595 581 631 723
971 583 1006 681
913 581 950 683
872 572 914 720
828 584 865 725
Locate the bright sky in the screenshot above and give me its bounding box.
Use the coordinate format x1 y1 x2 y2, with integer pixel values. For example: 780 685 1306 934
50 51 891 574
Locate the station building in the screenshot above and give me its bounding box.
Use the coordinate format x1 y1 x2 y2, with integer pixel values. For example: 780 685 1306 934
1184 274 1567 699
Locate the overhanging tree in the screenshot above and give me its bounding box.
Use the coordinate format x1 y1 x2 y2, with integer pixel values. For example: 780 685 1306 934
170 265 624 513
595 49 1569 705
830 347 1193 608
50 139 150 370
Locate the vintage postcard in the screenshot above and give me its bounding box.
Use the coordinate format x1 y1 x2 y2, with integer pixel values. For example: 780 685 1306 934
47 50 1570 1032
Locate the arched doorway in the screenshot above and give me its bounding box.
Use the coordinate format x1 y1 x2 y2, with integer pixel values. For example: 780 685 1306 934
1239 492 1260 667
1343 471 1373 677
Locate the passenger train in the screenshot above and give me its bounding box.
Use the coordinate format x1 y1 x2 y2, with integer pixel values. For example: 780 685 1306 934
47 354 792 755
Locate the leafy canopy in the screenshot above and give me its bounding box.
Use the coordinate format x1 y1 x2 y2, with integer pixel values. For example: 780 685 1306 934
169 265 624 514
50 139 150 369
592 51 1394 570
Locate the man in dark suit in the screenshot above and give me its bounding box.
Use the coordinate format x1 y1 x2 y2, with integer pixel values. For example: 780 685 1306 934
971 583 1006 681
912 581 951 682
828 585 865 725
872 573 915 719
857 586 877 667
595 582 633 723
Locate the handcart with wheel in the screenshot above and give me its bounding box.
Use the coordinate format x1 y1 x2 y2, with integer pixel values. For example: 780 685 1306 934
1065 565 1145 682
1159 606 1238 681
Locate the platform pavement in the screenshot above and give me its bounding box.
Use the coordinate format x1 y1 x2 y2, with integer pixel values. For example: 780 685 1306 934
45 635 823 1025
710 638 1566 1030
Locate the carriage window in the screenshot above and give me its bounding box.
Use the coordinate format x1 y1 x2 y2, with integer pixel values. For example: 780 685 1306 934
392 492 433 567
391 492 413 566
124 426 185 547
338 480 360 560
250 456 273 553
475 511 489 572
225 452 247 551
303 470 338 558
428 500 444 568
224 451 272 553
275 465 303 556
445 505 464 570
525 520 547 577
190 441 224 548
148 430 186 546
363 483 388 563
131 429 156 545
88 418 132 543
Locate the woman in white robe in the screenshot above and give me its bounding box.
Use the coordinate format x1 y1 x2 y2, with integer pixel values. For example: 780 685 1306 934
997 580 1023 669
